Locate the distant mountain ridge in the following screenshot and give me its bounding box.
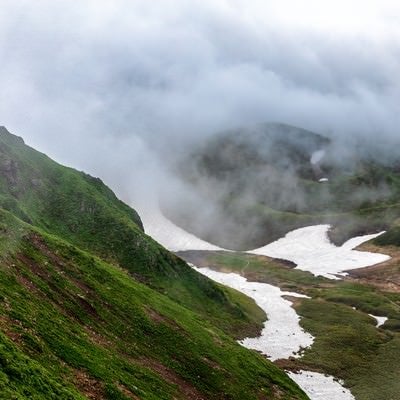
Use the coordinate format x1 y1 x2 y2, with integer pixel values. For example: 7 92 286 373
163 123 400 249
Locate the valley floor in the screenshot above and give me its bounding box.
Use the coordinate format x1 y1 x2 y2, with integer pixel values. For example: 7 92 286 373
138 204 400 400
180 249 400 400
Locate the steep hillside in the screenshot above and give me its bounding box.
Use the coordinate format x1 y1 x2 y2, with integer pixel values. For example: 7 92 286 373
163 123 400 249
0 127 264 334
0 210 307 399
0 127 308 399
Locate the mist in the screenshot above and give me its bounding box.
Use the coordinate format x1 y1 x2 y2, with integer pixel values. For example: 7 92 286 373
1 1 400 245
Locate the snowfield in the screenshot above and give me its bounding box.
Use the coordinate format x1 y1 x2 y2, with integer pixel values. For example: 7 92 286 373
195 267 355 399
287 371 355 400
248 224 390 279
134 202 225 252
193 267 314 360
368 314 388 327
135 205 388 400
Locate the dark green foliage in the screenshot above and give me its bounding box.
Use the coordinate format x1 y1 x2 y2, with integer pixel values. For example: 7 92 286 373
0 331 84 399
0 127 265 336
0 128 308 399
0 211 307 399
373 226 400 247
187 250 400 400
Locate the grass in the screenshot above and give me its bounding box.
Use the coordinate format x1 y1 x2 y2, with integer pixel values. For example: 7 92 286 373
182 250 400 400
0 127 268 341
296 299 400 400
0 127 308 399
0 210 308 399
180 251 329 293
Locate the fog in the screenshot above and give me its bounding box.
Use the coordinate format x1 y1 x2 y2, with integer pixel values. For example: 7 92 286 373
1 1 400 245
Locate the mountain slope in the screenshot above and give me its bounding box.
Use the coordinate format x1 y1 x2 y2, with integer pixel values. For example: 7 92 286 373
163 123 400 249
0 127 308 399
0 209 307 399
0 127 263 336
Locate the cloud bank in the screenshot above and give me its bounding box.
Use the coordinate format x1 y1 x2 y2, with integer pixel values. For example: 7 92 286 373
0 0 399 200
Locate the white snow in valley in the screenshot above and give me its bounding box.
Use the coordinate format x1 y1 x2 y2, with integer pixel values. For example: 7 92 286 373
136 205 379 399
195 267 355 399
287 371 355 400
248 225 390 279
368 314 388 327
134 202 225 252
193 267 314 361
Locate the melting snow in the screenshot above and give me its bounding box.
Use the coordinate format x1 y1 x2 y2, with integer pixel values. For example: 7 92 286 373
248 225 390 279
136 205 381 399
134 201 225 252
368 314 388 327
195 267 355 399
194 267 314 361
287 371 355 400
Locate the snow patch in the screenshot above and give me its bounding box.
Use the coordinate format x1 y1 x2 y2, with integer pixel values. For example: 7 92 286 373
288 371 355 400
193 267 314 361
134 201 225 252
368 314 388 327
195 267 355 399
248 225 390 279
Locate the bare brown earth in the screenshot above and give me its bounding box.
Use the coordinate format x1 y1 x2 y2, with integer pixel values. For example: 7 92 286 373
346 244 400 292
138 357 206 400
74 369 106 400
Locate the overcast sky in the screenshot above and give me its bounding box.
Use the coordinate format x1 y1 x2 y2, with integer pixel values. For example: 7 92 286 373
1 0 400 199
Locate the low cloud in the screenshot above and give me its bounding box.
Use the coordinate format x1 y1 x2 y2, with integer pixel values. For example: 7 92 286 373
0 0 399 205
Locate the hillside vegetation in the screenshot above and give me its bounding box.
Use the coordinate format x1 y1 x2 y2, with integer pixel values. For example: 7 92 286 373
0 127 308 399
180 250 400 400
163 123 400 249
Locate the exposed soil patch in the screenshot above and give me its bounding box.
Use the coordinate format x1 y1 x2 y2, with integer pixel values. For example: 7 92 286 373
16 243 102 323
346 243 400 292
273 358 323 374
74 369 105 400
15 273 39 293
138 357 206 400
16 253 52 281
144 307 188 336
116 383 141 399
84 326 113 348
29 233 68 267
201 356 225 372
0 315 24 344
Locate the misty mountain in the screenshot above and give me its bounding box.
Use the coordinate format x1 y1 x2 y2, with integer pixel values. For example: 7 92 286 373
0 127 307 399
162 123 400 250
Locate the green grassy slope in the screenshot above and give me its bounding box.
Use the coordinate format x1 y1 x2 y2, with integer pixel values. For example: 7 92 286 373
0 210 307 400
0 127 265 337
0 127 308 399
